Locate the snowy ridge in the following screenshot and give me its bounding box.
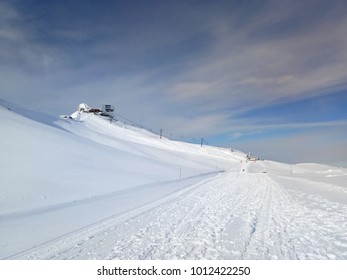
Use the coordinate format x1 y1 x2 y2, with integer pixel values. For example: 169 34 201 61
0 100 346 260
0 99 62 129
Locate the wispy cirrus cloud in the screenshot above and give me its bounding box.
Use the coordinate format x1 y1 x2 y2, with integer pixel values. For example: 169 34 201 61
229 119 347 134
1 0 347 165
164 0 347 116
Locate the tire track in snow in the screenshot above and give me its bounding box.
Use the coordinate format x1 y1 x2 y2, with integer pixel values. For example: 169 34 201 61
8 174 223 260
280 187 347 260
239 174 347 260
239 176 296 259
12 170 347 260
99 171 347 260
72 172 282 259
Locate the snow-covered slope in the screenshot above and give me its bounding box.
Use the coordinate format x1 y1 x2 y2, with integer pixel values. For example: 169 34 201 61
0 102 237 215
0 100 346 260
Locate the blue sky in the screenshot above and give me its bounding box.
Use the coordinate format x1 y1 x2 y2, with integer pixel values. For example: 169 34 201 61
1 0 347 166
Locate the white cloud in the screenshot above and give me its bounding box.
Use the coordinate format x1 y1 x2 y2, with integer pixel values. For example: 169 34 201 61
162 1 347 115
165 112 231 138
230 132 243 140
230 125 347 166
1 0 347 166
169 82 212 101
228 120 347 134
0 3 66 75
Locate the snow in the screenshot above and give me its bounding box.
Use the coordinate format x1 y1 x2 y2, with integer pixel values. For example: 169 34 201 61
0 100 346 260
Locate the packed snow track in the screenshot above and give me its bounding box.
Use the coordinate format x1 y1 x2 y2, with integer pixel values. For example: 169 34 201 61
9 170 347 260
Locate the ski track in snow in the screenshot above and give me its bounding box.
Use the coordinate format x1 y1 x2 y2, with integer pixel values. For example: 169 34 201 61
14 171 347 260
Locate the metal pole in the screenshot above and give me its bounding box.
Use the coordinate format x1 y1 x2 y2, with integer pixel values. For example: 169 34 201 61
290 164 293 177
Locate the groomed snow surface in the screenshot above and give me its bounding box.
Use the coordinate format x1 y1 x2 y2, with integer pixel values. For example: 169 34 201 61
1 100 346 260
